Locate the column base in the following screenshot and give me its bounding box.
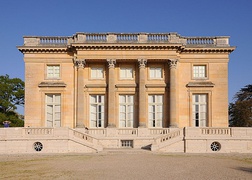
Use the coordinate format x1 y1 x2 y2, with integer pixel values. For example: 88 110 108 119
107 123 116 128
76 124 85 128
138 122 146 128
169 123 178 128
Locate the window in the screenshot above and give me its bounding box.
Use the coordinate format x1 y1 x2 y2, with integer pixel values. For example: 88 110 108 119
193 65 206 78
121 140 133 148
90 95 105 128
46 94 61 127
192 94 207 127
150 67 162 79
47 65 60 79
120 67 133 79
119 95 134 127
148 95 163 127
91 67 104 79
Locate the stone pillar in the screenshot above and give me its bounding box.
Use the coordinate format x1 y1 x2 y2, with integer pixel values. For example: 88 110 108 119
107 59 116 127
168 59 178 127
138 59 147 127
74 59 86 128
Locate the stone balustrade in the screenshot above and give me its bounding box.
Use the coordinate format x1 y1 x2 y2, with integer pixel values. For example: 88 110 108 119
201 128 231 135
24 127 54 135
153 129 182 144
22 33 231 47
72 129 97 144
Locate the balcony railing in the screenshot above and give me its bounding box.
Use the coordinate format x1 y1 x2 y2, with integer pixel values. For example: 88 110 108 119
23 33 230 47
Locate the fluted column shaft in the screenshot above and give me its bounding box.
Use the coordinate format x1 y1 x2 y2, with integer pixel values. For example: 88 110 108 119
138 59 147 127
74 59 86 128
168 59 178 127
107 59 116 127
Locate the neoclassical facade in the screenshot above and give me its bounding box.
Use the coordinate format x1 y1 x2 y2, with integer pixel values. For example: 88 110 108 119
18 33 235 129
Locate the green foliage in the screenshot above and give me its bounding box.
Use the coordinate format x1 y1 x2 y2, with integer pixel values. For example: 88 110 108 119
0 74 24 127
0 112 24 127
229 84 252 127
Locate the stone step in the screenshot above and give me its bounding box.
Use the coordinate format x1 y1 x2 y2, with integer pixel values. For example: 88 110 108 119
101 148 152 154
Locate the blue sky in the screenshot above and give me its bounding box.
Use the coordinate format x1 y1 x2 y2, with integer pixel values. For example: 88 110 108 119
0 0 251 114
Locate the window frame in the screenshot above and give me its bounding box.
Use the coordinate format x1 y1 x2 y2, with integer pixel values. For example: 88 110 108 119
192 64 208 79
119 66 134 80
45 94 61 127
46 64 61 79
119 94 134 128
90 66 104 79
192 94 208 127
149 66 163 79
148 94 163 128
89 95 105 128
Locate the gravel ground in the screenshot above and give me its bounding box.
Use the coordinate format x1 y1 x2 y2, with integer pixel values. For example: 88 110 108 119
0 150 251 180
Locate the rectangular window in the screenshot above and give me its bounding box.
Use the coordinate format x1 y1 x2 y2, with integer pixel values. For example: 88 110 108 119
150 67 162 79
90 95 105 128
148 95 163 127
193 65 206 78
46 94 61 127
192 94 207 127
120 67 133 79
121 140 133 148
91 67 104 79
47 65 60 79
119 95 134 127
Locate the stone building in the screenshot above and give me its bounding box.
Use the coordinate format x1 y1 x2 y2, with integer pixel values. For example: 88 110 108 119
6 33 251 154
17 32 235 129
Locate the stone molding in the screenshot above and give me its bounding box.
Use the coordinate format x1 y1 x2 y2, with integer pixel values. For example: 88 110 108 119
38 82 66 87
186 82 215 87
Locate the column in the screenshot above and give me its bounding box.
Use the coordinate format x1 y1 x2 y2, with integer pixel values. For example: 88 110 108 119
107 59 116 127
138 59 147 127
168 59 178 127
74 59 86 128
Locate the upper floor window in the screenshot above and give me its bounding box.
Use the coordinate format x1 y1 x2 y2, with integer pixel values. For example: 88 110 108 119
47 65 60 79
120 67 133 79
91 67 104 79
193 65 206 79
150 67 162 79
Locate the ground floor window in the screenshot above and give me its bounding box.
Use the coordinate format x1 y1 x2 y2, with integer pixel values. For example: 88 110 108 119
90 95 105 128
46 94 61 127
192 94 207 127
148 95 163 127
119 95 134 127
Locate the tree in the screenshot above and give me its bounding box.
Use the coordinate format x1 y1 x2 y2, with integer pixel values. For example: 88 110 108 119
229 84 252 127
0 74 24 113
0 74 24 127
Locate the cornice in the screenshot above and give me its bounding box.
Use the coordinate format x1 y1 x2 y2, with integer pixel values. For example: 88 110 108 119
17 46 68 53
71 43 184 51
182 46 236 53
38 82 66 87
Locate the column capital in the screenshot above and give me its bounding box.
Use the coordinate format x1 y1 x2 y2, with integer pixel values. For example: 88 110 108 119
107 59 116 68
138 59 147 68
74 58 86 69
168 59 178 69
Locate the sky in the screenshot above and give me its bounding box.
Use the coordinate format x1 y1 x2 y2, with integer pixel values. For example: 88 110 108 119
0 0 251 114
